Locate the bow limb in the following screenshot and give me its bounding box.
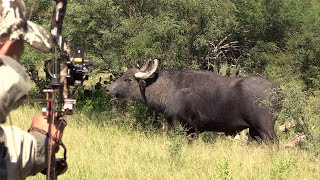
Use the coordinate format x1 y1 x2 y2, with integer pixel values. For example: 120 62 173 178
46 90 57 180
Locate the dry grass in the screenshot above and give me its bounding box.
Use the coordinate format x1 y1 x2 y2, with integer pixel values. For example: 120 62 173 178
3 106 319 180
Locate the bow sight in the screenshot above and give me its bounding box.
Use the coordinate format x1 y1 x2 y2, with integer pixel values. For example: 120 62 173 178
68 48 93 86
46 48 93 88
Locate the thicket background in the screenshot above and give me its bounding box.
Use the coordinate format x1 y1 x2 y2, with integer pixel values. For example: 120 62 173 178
23 0 319 158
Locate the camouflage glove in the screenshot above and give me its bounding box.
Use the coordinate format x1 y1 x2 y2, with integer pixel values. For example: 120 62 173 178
0 55 31 123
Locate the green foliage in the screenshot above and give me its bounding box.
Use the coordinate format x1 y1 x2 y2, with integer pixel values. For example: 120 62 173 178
289 1 320 89
243 41 279 75
128 101 152 127
27 88 45 99
200 132 220 144
276 86 310 134
121 15 190 68
62 0 238 69
263 65 319 157
23 0 320 85
232 0 304 47
266 53 320 155
64 0 123 70
211 157 232 180
74 88 113 113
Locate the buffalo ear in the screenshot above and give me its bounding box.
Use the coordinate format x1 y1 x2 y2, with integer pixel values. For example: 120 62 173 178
138 80 147 89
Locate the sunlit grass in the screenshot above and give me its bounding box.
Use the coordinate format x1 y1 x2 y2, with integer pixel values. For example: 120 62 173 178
4 106 320 180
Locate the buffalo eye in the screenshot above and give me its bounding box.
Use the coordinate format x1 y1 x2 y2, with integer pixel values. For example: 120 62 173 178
124 78 132 83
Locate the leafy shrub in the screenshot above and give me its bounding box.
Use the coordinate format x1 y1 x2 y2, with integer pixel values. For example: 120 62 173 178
75 87 113 112
267 72 320 155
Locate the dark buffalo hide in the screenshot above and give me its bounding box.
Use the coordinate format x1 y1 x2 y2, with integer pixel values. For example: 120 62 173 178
107 59 281 142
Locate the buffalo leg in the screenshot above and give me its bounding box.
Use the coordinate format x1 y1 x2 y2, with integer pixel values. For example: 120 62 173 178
185 127 199 144
161 119 169 137
248 128 260 141
257 128 278 143
186 128 198 138
164 115 179 132
249 128 278 143
252 112 278 143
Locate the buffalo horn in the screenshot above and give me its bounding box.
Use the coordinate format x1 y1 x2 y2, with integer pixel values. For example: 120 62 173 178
134 59 159 79
140 59 152 71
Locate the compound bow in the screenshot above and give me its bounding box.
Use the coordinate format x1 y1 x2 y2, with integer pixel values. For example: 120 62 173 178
41 1 92 179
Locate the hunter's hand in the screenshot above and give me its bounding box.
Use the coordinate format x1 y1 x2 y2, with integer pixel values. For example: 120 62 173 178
29 114 67 153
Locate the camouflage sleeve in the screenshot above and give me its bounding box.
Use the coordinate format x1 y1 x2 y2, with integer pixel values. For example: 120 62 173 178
0 126 47 179
0 55 31 124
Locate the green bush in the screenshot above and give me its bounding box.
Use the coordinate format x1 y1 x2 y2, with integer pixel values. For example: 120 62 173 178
265 52 320 155
75 87 113 112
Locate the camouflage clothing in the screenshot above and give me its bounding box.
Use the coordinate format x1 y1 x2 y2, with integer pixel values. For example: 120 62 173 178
0 55 31 123
0 0 54 178
0 55 48 180
0 54 60 178
0 126 47 180
0 0 52 52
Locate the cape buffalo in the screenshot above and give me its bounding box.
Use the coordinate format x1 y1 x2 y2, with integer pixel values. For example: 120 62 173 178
107 59 280 142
